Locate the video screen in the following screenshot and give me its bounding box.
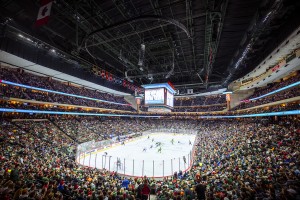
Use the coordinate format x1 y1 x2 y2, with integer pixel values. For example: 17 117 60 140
166 90 174 107
144 88 164 104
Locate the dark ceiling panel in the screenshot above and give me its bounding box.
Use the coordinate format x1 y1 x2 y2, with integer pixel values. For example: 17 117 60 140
0 0 299 93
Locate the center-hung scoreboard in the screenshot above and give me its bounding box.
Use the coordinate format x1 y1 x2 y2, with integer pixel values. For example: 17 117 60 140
142 82 176 112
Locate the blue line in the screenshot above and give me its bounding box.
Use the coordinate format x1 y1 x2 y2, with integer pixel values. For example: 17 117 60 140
249 81 300 101
0 108 298 118
1 80 130 106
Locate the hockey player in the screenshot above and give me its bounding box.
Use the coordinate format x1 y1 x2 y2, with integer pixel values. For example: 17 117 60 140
189 140 192 145
171 138 174 145
143 147 147 152
183 156 187 164
147 135 150 139
158 147 162 153
117 158 122 170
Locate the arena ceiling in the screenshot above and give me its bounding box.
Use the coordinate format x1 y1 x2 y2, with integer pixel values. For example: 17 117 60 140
0 0 299 93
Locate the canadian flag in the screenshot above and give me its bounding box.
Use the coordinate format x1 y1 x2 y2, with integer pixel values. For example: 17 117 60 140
35 0 53 27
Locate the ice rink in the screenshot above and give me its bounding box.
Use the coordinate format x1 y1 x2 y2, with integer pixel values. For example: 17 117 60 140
79 133 196 177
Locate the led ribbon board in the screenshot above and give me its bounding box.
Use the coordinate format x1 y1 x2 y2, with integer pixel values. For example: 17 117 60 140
0 108 298 118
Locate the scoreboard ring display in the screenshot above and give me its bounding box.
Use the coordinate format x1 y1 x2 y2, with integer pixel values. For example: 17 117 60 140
142 83 176 112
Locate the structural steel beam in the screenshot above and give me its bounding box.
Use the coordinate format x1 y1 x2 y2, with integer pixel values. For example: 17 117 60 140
82 15 191 49
203 0 228 87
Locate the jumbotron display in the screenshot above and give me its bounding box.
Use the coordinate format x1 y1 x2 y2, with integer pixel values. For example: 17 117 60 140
142 82 176 112
166 90 174 107
144 88 164 104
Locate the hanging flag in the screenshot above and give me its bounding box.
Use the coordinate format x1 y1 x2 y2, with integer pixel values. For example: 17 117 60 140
105 71 109 80
108 73 113 81
101 70 105 78
123 80 127 87
35 0 53 27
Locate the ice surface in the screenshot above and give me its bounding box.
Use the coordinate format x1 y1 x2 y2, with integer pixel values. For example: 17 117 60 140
79 133 196 177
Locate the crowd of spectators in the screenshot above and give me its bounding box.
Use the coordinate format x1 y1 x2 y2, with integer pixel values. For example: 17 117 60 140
0 67 133 111
192 119 300 199
2 66 298 114
139 96 227 113
0 83 134 111
0 99 298 120
233 102 300 115
1 63 299 200
233 86 300 111
0 116 299 200
246 73 300 100
173 105 226 112
0 85 28 100
174 95 226 107
1 66 299 115
233 73 300 111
